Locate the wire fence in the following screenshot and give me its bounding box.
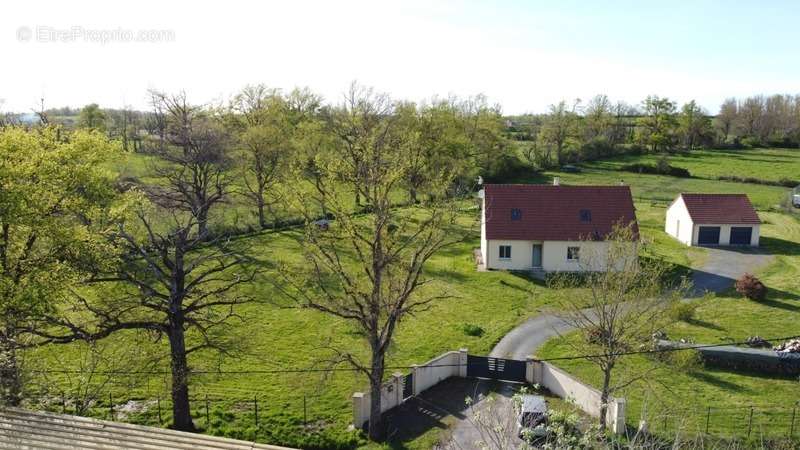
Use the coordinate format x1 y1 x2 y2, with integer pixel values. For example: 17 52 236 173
641 403 800 442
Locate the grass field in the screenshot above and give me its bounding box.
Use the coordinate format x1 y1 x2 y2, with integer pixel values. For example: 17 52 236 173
25 147 800 448
584 147 800 185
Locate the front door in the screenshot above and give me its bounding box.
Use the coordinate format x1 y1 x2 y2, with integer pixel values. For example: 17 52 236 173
532 244 543 268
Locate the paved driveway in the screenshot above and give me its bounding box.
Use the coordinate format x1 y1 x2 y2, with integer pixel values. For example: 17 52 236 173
690 246 773 296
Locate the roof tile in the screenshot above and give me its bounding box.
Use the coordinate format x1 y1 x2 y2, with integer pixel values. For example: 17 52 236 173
679 193 760 224
483 184 638 241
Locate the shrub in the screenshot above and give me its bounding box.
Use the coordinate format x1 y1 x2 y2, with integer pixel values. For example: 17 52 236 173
735 273 767 301
462 323 485 337
618 162 691 178
670 349 703 372
668 301 698 323
717 175 799 188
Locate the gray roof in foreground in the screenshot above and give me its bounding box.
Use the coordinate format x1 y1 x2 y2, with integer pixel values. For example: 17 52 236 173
0 407 297 450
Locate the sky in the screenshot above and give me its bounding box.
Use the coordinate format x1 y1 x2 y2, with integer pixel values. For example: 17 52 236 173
2 0 800 115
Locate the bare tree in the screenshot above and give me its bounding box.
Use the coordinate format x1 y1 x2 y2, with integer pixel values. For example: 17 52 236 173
548 225 686 431
148 91 232 238
279 84 462 441
540 100 580 166
716 98 738 145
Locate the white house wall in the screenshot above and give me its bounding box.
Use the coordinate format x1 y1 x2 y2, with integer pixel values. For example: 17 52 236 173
665 196 693 245
691 223 760 246
480 196 487 266
484 240 629 272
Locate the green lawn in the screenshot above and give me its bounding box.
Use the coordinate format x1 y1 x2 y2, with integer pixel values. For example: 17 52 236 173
25 148 800 448
537 211 800 442
584 147 800 185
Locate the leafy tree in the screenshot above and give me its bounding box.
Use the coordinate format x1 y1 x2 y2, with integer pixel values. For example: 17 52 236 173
279 85 462 441
0 126 121 405
584 94 613 141
678 100 712 150
77 103 107 131
539 100 580 166
637 95 678 152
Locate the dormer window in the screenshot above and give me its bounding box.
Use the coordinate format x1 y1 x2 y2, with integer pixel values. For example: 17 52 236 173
579 209 592 222
511 208 522 221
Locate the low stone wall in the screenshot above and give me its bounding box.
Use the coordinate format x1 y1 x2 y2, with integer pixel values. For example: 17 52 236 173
657 340 800 376
528 360 626 434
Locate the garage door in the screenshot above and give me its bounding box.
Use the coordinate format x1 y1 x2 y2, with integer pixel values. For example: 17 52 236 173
730 227 753 245
698 226 721 245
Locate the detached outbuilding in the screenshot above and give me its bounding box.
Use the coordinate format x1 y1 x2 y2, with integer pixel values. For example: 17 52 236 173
665 193 760 246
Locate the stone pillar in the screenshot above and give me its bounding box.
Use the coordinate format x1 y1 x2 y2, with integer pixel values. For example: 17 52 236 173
611 397 627 434
458 348 469 378
392 372 404 407
526 357 535 384
352 392 367 428
411 364 421 396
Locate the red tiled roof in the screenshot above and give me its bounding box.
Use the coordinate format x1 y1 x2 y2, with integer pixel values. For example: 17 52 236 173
483 184 638 241
679 193 760 224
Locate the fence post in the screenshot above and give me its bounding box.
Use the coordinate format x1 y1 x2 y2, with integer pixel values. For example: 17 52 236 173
747 406 754 438
254 396 259 427
109 393 114 420
352 392 366 429
205 394 210 426
61 393 66 414
303 395 307 425
705 407 711 434
157 397 162 424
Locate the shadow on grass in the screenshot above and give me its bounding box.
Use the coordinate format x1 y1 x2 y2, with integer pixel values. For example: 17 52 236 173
688 371 752 394
685 318 726 331
759 296 800 312
760 236 800 256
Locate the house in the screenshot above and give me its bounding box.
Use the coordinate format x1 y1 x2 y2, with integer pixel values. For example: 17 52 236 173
478 182 639 272
665 193 760 246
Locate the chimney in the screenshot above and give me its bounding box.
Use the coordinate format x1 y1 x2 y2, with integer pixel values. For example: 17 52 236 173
553 176 560 186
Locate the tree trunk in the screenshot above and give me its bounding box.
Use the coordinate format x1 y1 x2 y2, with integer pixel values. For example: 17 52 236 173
197 207 209 239
257 199 267 230
367 347 385 441
167 318 195 432
0 336 22 406
598 364 613 432
409 187 418 204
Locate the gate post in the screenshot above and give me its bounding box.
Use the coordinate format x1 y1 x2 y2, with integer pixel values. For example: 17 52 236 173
411 365 421 396
352 392 367 428
392 372 404 408
611 398 627 435
458 348 469 378
526 357 535 384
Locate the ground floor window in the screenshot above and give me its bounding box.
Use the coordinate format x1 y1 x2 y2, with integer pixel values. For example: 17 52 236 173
567 246 580 261
499 245 511 259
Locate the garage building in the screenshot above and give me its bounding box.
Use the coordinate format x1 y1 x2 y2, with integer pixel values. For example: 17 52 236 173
665 193 760 247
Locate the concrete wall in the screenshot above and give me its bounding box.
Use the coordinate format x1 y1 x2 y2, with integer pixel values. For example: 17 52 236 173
353 350 627 435
665 196 693 245
691 223 760 246
528 360 626 434
352 350 465 429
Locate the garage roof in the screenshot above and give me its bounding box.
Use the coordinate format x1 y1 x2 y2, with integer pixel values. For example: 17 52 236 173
680 193 760 224
483 184 638 241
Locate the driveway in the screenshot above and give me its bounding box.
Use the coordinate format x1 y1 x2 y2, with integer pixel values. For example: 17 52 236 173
690 246 774 296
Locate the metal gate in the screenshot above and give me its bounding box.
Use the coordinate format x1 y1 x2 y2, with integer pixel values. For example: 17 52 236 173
466 355 527 383
402 372 414 399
